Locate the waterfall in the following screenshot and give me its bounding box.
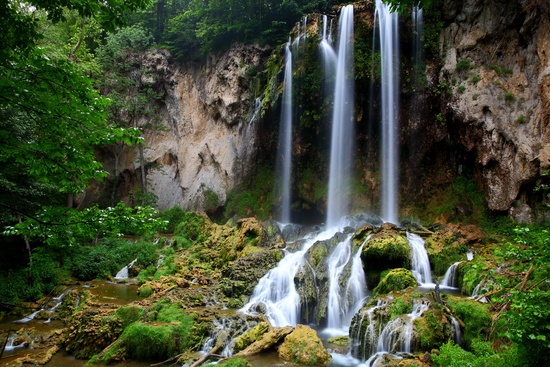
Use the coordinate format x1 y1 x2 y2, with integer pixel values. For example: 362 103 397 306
376 0 400 224
240 234 320 327
365 300 430 365
114 258 138 280
277 39 293 223
326 4 355 229
450 315 463 345
440 262 461 289
326 236 367 333
407 233 433 285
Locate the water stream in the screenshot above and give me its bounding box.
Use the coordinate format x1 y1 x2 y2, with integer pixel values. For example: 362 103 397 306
326 4 354 228
376 0 400 224
276 39 293 224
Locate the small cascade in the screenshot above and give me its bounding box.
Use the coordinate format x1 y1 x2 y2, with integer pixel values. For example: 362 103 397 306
450 315 463 345
345 242 369 326
15 309 42 323
248 97 261 125
440 262 461 289
240 234 321 326
326 4 355 228
15 288 71 323
351 299 389 359
407 233 433 285
200 316 259 358
114 258 138 280
276 38 293 224
365 300 430 365
376 0 400 224
3 334 26 352
156 253 165 268
326 236 367 333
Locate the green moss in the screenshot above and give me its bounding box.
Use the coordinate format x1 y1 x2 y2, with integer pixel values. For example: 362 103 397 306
224 165 275 219
205 357 251 367
372 268 417 295
234 322 270 353
448 298 491 347
115 305 145 328
388 297 412 320
138 285 153 297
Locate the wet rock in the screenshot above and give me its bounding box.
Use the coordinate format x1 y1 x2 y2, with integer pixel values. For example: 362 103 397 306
218 248 283 300
277 324 332 366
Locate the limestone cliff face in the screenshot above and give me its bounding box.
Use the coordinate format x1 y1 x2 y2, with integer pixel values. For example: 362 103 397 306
440 0 550 220
118 44 269 211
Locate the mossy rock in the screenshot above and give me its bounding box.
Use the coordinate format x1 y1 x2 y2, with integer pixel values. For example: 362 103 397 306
278 324 332 366
372 268 417 295
362 224 411 288
235 326 294 356
234 321 270 353
352 225 375 247
327 335 349 346
218 248 283 299
424 227 469 276
413 306 454 351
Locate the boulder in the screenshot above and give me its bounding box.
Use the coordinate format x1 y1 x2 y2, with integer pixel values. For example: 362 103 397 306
372 268 418 295
277 324 332 366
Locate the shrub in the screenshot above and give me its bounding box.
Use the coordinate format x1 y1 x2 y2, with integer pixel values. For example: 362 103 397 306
456 59 471 72
160 206 187 233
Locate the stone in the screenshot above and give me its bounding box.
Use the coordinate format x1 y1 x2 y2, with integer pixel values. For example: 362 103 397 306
372 268 417 295
277 324 332 366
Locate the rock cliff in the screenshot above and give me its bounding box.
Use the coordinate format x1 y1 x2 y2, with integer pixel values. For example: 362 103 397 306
112 44 270 211
440 0 550 221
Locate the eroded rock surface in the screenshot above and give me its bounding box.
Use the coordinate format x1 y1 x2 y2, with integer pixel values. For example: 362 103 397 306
441 0 550 219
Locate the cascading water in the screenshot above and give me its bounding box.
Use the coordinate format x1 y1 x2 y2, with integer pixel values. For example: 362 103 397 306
326 237 367 333
276 39 293 224
114 258 138 280
376 0 400 224
364 300 430 366
240 233 319 327
326 4 354 229
441 261 461 289
407 232 433 285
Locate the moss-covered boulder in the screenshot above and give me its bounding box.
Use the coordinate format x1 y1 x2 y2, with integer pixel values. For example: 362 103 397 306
277 324 332 366
235 326 294 356
425 225 483 277
233 321 270 353
361 224 411 288
372 268 418 295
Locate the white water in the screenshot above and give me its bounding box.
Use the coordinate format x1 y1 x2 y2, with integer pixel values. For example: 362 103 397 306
440 262 461 289
365 300 429 366
326 238 367 333
277 39 293 223
450 315 462 345
114 258 138 279
15 288 71 323
407 233 433 285
240 231 324 327
3 335 26 352
376 0 400 224
326 4 354 228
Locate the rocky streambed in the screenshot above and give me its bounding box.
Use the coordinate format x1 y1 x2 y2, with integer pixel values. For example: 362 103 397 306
0 214 512 367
